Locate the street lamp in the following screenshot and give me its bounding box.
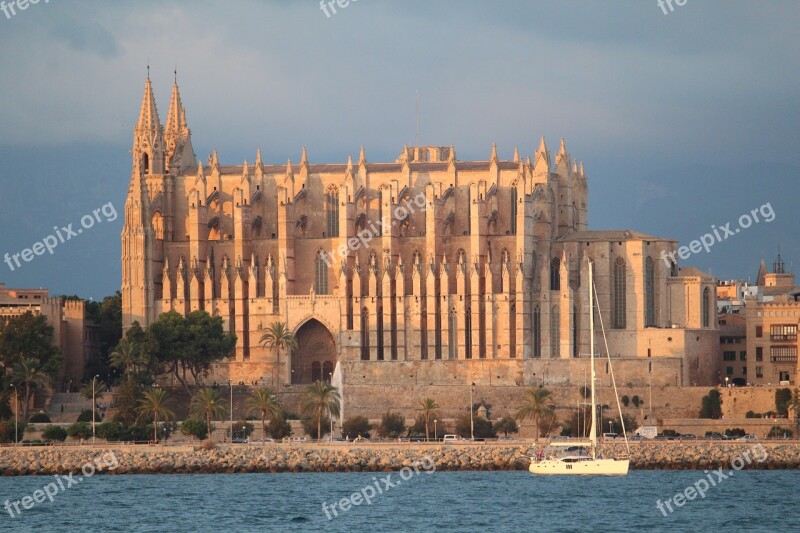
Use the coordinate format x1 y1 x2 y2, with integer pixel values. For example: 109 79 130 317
434 419 438 441
92 375 99 445
329 372 334 439
469 382 475 441
10 384 17 447
228 380 234 443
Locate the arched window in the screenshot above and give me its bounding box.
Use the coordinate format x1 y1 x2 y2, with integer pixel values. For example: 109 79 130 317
510 187 518 235
465 308 472 359
533 305 541 358
645 256 655 327
412 250 422 273
572 305 579 358
613 257 626 329
361 307 370 360
142 153 149 173
448 307 457 359
326 189 339 237
550 258 560 291
702 287 710 327
315 251 328 295
550 305 560 358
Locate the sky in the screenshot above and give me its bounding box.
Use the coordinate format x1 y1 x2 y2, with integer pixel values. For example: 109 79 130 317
0 0 798 299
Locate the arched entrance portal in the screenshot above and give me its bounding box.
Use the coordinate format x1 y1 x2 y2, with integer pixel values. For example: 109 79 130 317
292 319 337 385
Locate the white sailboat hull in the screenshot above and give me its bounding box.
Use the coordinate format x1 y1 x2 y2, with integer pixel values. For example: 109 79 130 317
529 458 629 476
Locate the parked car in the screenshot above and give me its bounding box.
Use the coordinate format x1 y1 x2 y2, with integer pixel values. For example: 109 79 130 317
737 434 758 441
602 432 619 440
705 433 729 440
681 434 698 440
443 434 462 443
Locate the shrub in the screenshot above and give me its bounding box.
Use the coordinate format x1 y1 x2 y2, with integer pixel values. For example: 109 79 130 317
724 428 746 438
621 395 630 407
96 421 123 441
745 411 761 419
29 413 51 423
42 425 68 442
234 421 254 440
119 425 151 442
494 416 519 437
699 390 723 419
0 421 25 443
662 429 680 437
302 416 330 440
775 388 792 416
376 411 405 439
267 414 292 440
77 409 102 423
455 414 496 439
67 422 93 440
342 416 372 440
631 395 642 408
180 418 208 440
767 426 792 438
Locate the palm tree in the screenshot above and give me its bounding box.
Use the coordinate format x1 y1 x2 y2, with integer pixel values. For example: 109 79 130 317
301 380 341 442
190 387 227 439
417 398 439 441
248 387 282 440
515 387 554 441
11 358 50 422
259 322 297 384
110 339 146 383
136 388 175 443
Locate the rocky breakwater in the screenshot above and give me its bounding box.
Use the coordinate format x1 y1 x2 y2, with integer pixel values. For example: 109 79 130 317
1 442 799 476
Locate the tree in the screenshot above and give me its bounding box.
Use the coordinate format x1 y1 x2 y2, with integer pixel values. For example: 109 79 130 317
494 417 519 437
342 416 372 440
300 380 341 442
181 418 209 441
42 425 67 442
515 387 554 440
81 292 122 383
775 388 792 416
247 387 281 440
377 411 405 439
267 412 292 440
417 398 439 442
146 311 236 396
190 388 227 438
0 312 62 377
259 322 297 385
109 338 147 384
699 390 723 419
455 415 495 439
302 416 330 440
11 358 51 422
111 381 140 426
136 388 175 443
67 422 92 440
96 421 123 441
0 421 25 443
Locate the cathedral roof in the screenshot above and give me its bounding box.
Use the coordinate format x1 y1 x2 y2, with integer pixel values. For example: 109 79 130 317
676 266 713 278
558 230 673 243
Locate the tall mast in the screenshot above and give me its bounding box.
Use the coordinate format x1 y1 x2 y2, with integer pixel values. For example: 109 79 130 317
589 258 597 457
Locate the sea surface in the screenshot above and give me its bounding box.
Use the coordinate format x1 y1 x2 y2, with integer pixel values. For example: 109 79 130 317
0 470 797 532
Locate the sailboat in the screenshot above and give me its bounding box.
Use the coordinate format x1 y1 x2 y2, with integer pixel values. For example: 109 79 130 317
529 257 630 476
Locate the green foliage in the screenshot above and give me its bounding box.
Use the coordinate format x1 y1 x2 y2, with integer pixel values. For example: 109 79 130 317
190 388 227 432
602 413 638 436
29 413 51 423
302 416 330 440
746 411 761 418
775 388 792 416
67 422 93 440
267 413 292 440
342 416 372 440
724 428 746 438
111 381 141 426
631 395 642 408
234 421 254 439
119 425 151 442
42 425 68 442
515 387 554 439
0 420 25 443
77 409 102 423
180 418 208 440
377 411 405 439
407 414 428 436
767 426 792 438
0 312 62 377
82 292 122 383
662 429 680 436
699 390 723 419
146 311 237 395
301 381 341 442
96 421 123 441
455 414 496 439
621 395 630 407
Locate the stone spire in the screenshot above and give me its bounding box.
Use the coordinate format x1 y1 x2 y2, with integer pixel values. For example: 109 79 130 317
132 74 164 174
490 143 498 163
513 147 520 163
164 74 195 173
137 77 161 135
358 145 367 167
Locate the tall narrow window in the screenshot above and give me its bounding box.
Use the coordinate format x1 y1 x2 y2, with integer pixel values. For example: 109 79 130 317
702 287 710 328
466 188 471 235
645 256 655 327
326 189 339 237
361 307 370 360
572 305 579 358
533 305 541 358
142 153 149 173
376 311 384 361
550 258 560 291
613 257 626 329
315 251 328 294
448 308 457 359
551 304 560 358
510 188 518 235
465 309 472 359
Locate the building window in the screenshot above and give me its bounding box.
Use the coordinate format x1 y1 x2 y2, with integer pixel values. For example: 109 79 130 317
779 371 790 382
361 307 369 360
510 188 518 235
726 366 734 376
315 251 328 295
742 366 747 375
448 308 457 360
756 366 763 378
613 257 626 329
572 305 579 358
702 287 710 328
376 312 384 361
755 326 763 338
739 351 746 361
550 305 560 358
466 188 471 236
645 256 655 326
756 347 763 361
533 305 541 358
723 351 736 361
770 324 797 341
465 309 472 360
770 346 797 363
326 190 339 237
550 258 560 291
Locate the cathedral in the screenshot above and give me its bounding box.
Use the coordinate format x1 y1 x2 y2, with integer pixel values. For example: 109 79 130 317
122 76 719 389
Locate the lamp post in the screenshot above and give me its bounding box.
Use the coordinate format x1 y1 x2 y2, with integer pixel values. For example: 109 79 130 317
648 364 653 420
469 382 475 441
10 384 17 447
92 375 99 445
329 372 334 440
434 419 438 442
